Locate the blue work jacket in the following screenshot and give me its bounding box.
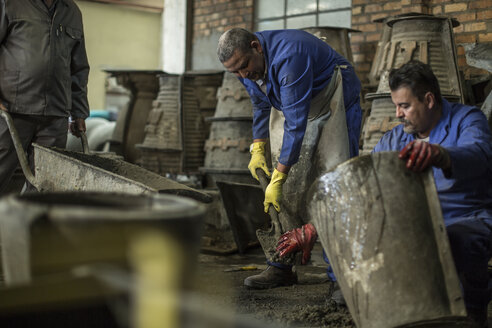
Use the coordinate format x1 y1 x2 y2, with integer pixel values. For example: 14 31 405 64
239 29 361 166
373 99 492 225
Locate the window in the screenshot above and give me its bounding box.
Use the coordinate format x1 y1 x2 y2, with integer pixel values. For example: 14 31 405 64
255 0 352 31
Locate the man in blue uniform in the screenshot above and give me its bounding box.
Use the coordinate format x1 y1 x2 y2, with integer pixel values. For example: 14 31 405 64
279 61 491 327
374 61 491 327
217 28 362 289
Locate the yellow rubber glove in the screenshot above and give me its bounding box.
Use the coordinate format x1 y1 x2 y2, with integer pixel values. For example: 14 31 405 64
248 141 271 181
264 169 287 213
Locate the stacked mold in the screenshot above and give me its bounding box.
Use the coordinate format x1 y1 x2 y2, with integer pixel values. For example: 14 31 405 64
361 14 463 154
302 26 359 63
200 72 256 188
136 71 223 175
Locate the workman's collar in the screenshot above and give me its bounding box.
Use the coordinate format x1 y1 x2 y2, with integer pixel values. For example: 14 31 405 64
254 32 270 79
429 98 451 144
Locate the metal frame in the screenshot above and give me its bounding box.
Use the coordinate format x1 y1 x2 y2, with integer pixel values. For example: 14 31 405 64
253 0 352 30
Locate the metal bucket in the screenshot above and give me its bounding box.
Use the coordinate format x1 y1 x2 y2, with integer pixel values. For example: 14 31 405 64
0 192 205 286
308 152 466 328
200 72 256 187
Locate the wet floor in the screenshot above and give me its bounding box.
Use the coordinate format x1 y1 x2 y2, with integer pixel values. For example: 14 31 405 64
192 242 355 328
193 241 492 328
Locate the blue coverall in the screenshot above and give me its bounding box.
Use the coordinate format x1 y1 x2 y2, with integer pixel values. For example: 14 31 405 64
373 98 492 311
239 29 362 162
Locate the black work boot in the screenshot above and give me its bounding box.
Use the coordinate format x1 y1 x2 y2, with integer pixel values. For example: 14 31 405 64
244 265 297 289
331 282 347 306
467 307 488 328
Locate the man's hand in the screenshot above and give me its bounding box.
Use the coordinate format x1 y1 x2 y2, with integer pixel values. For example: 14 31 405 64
248 141 271 181
277 223 317 265
264 168 287 212
399 140 451 172
69 118 86 138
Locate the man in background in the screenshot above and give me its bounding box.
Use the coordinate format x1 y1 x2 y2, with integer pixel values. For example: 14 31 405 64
0 0 89 193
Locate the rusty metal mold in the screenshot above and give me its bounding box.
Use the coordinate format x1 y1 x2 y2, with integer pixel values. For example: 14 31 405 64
308 152 466 328
200 72 256 187
360 95 400 154
302 26 360 64
374 15 462 99
105 70 162 164
136 71 223 175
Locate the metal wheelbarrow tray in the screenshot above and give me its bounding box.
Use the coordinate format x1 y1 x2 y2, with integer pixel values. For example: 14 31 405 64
0 110 211 203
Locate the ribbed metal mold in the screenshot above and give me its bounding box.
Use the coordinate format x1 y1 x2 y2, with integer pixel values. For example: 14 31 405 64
302 26 360 63
136 71 223 175
375 16 463 100
200 72 256 188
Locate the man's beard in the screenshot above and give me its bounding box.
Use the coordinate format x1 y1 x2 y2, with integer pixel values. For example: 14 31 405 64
400 118 417 134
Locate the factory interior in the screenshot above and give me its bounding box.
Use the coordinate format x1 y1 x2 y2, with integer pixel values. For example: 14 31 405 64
0 0 491 327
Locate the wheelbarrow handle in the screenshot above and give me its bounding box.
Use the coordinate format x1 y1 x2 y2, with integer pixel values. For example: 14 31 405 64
0 109 36 186
80 131 90 155
255 168 283 233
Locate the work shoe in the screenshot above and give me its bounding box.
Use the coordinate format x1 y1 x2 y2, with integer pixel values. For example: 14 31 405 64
331 282 347 306
467 308 488 328
244 265 297 289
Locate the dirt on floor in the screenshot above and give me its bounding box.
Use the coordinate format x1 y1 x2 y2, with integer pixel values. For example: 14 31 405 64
191 243 355 328
191 241 492 328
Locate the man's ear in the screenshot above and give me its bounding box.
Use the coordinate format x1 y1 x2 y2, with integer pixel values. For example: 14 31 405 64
251 40 262 53
424 92 435 110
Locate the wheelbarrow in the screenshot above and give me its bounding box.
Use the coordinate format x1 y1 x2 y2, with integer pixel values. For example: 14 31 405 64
0 110 212 203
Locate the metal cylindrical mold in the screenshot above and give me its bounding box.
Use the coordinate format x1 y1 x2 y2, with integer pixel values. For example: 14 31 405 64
137 71 223 175
302 26 358 63
200 72 256 188
375 15 462 100
106 71 161 164
137 73 183 174
308 152 466 328
184 71 224 137
367 17 393 88
0 192 205 286
360 95 400 154
182 71 224 173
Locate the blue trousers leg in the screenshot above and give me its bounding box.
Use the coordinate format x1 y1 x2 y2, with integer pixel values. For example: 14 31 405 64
447 218 492 311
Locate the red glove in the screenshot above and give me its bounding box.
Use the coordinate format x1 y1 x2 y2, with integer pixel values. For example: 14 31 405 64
276 223 318 265
398 140 451 173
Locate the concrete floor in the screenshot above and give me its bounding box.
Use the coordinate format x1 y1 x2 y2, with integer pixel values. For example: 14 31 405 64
193 241 492 328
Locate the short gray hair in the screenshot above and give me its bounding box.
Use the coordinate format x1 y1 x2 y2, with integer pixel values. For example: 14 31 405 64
217 28 256 63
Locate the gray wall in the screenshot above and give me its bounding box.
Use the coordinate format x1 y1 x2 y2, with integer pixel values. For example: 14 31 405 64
191 31 225 71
